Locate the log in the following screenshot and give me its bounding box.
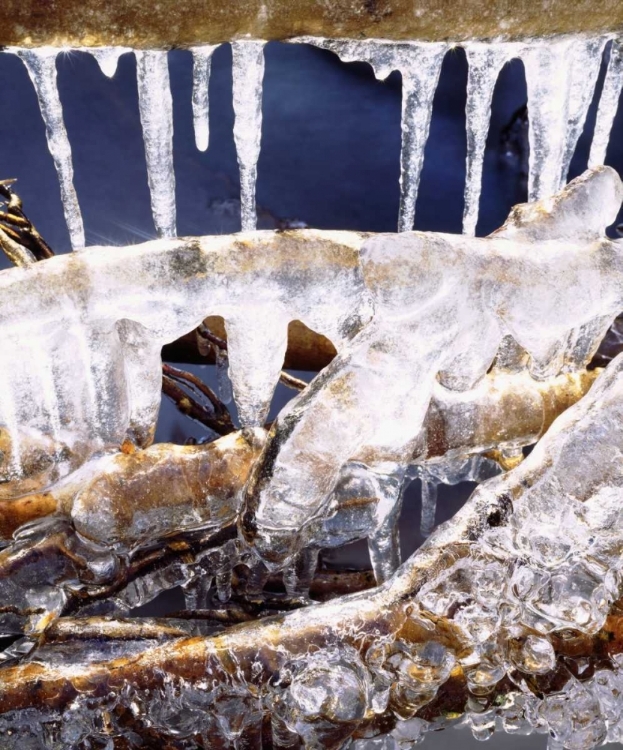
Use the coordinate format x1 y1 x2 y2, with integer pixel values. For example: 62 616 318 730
0 0 620 49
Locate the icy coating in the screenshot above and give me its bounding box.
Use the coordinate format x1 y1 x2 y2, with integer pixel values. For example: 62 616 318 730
231 40 266 231
12 48 85 250
3 29 623 750
135 49 177 238
190 45 219 152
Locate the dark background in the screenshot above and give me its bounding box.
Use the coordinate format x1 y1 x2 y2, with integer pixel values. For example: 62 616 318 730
1 41 622 748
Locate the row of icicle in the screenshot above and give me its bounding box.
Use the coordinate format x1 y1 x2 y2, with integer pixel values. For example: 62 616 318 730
4 36 623 249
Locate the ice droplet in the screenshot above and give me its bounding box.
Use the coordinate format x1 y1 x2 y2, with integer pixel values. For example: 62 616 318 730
231 41 266 231
135 50 176 238
88 47 130 78
15 48 85 249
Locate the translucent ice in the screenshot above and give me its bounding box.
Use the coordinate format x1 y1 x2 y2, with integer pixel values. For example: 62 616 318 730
242 166 623 575
190 45 218 152
297 38 447 232
463 43 521 235
231 41 266 231
87 47 131 78
14 48 85 250
521 36 607 201
135 50 176 238
590 40 623 168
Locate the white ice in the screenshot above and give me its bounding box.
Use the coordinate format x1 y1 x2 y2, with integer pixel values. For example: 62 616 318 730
590 40 623 168
134 50 176 238
190 45 218 152
231 41 266 231
14 48 85 250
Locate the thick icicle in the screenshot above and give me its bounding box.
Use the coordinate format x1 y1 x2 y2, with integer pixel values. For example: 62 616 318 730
15 48 85 250
590 40 623 168
296 39 446 232
521 36 606 201
134 50 176 238
231 41 266 232
87 47 130 78
190 45 218 152
462 43 520 236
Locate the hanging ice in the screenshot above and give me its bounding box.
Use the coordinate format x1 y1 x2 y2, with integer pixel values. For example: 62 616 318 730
134 50 176 238
14 48 85 250
590 40 623 168
463 43 520 235
87 47 131 79
297 38 447 232
231 41 266 232
241 167 623 580
190 45 218 152
521 36 607 201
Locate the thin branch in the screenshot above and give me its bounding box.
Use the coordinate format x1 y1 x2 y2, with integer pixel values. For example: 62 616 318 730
0 180 54 262
161 365 234 436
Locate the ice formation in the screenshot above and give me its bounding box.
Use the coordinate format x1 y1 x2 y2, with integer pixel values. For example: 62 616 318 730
297 38 447 232
190 45 218 152
134 50 177 238
12 48 85 250
3 27 623 749
231 41 266 231
87 46 130 79
590 40 623 168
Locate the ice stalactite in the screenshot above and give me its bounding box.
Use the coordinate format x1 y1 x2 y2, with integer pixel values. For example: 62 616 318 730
190 45 218 152
521 36 607 201
463 43 520 236
297 39 446 232
135 50 176 238
590 40 623 168
420 479 437 536
231 41 266 232
15 48 85 250
87 47 131 79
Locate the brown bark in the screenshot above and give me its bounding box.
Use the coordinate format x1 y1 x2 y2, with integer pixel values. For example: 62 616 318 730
0 0 620 49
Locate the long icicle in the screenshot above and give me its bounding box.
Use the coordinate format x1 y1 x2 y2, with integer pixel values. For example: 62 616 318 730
16 48 85 250
135 50 176 238
231 41 266 232
397 44 447 232
589 40 623 168
462 43 519 236
190 45 218 152
522 36 606 201
292 39 446 233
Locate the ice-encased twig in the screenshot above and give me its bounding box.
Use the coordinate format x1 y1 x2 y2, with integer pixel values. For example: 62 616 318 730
13 48 85 250
5 355 623 745
134 50 176 238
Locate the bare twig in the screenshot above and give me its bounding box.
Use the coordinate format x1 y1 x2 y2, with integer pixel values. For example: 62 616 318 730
0 180 54 262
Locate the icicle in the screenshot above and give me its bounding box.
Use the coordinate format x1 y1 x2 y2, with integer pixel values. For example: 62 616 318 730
190 45 218 152
294 39 446 232
134 50 176 238
462 43 520 236
87 47 130 78
521 36 606 201
15 48 85 250
420 478 438 537
231 41 266 232
589 40 623 168
215 347 233 405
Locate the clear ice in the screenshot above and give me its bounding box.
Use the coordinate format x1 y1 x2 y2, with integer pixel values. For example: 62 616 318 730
299 38 447 232
13 48 85 250
190 45 218 152
87 47 131 79
231 40 266 231
135 50 177 238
